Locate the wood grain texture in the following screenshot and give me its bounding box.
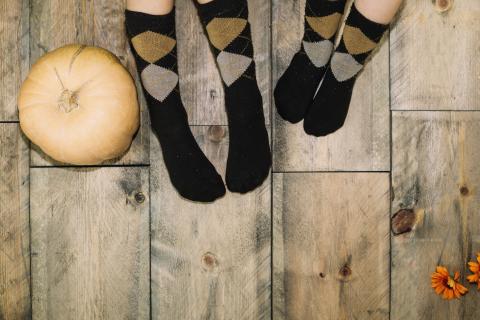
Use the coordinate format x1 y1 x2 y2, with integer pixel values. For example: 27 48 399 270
176 0 271 125
390 0 480 110
391 112 480 319
0 0 29 121
29 0 149 166
150 127 271 320
272 0 389 172
0 124 30 320
30 167 150 320
273 173 390 320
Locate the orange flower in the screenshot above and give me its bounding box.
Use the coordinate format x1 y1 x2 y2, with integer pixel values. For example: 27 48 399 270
431 266 468 300
467 253 480 290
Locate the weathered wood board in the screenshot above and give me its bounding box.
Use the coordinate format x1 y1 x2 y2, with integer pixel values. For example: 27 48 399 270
273 172 390 320
30 167 150 320
272 0 390 172
176 0 271 125
390 0 480 110
391 111 480 319
0 124 30 320
29 0 149 166
150 127 271 320
0 0 29 121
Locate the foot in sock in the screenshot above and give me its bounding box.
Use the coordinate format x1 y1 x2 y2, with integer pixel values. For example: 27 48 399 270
303 3 388 136
274 0 346 123
125 9 226 202
198 0 271 193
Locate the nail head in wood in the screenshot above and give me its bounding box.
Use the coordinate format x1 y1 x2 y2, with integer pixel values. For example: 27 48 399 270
134 192 145 204
207 126 226 143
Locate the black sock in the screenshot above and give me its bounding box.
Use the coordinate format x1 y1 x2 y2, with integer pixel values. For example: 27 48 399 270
303 4 388 136
197 0 271 193
274 0 346 123
125 9 225 202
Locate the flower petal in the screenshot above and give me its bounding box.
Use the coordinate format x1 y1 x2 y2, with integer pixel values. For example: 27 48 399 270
468 262 479 273
436 266 449 276
453 271 460 281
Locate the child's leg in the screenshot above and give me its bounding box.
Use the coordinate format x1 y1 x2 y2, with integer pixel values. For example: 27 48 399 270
125 0 226 202
356 0 403 24
127 0 174 15
274 0 347 123
195 0 272 193
304 0 402 137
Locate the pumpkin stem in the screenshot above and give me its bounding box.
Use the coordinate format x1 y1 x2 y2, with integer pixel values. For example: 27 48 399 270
58 90 79 113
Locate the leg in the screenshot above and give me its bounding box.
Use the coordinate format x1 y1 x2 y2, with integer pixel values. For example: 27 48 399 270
126 0 174 15
355 0 403 24
125 0 226 201
303 0 402 137
196 0 271 193
274 0 347 123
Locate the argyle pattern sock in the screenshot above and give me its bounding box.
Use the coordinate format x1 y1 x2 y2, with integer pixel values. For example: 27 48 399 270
303 3 388 136
126 9 226 202
198 0 271 193
274 0 346 123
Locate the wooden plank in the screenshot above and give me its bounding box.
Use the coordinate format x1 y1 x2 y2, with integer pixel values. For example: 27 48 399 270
0 124 30 319
390 0 480 110
272 0 389 172
176 0 271 125
391 111 480 319
29 0 149 166
150 126 271 319
273 172 390 319
30 167 150 319
0 0 29 121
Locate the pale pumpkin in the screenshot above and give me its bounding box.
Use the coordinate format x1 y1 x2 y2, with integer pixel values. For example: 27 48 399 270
18 44 139 165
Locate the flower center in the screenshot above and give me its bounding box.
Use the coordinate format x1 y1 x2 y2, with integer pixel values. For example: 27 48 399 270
447 276 456 288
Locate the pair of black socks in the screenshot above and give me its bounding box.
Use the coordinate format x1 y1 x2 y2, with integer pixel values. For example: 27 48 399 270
275 0 389 136
126 0 270 202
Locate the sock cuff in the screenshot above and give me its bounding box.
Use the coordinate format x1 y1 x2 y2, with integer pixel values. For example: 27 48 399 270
306 0 347 16
197 0 247 24
347 3 388 41
125 9 175 37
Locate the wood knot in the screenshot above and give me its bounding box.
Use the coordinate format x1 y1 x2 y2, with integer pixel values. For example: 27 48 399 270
391 209 416 235
435 0 452 13
209 89 218 99
460 186 469 196
339 265 352 278
201 252 218 271
134 192 145 204
319 272 326 278
207 126 226 143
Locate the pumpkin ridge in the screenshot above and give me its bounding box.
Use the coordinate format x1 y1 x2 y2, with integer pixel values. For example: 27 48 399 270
68 45 87 72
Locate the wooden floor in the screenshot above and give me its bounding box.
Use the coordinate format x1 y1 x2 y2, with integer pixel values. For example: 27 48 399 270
1 0 479 319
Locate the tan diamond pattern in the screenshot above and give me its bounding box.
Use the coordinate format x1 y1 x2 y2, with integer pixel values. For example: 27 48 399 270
131 31 176 63
305 12 342 39
206 18 248 51
342 25 377 55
